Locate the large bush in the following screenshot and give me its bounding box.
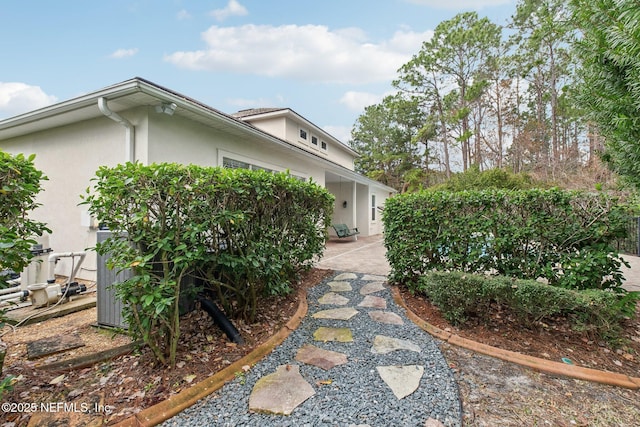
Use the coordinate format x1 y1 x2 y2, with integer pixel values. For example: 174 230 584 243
0 151 50 288
413 272 638 341
383 189 631 292
82 162 333 366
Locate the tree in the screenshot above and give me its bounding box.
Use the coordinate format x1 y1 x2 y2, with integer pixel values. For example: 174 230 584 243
349 94 423 191
395 12 502 172
571 0 640 190
510 0 577 178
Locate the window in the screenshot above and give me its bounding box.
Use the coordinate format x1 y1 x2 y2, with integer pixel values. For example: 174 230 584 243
311 135 318 146
222 156 306 181
223 157 250 169
321 140 327 150
371 194 376 221
299 128 308 140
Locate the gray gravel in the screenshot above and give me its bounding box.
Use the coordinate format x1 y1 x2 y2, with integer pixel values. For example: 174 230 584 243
161 272 462 426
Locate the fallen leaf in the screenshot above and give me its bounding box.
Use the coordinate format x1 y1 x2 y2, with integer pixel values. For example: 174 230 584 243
317 379 333 385
49 374 66 385
183 374 197 383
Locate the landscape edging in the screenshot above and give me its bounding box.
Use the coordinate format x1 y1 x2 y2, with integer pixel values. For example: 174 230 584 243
110 286 309 427
390 285 640 390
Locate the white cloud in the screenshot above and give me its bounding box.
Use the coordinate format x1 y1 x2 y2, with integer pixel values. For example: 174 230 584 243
339 91 382 111
109 48 139 59
210 0 248 22
165 24 432 84
404 0 512 9
322 125 352 144
0 82 58 117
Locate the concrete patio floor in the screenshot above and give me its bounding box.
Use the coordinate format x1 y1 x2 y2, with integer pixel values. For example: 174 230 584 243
316 235 390 276
316 234 640 292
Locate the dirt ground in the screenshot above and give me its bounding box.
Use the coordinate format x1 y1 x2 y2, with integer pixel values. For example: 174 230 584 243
400 287 640 426
1 268 639 426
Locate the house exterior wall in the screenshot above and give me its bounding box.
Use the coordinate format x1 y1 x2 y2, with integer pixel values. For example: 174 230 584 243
0 97 392 281
368 186 389 236
146 113 324 183
0 116 132 281
327 181 356 233
246 115 355 171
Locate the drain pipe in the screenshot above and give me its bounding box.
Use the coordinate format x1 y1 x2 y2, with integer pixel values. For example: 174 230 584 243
98 97 135 163
198 297 244 344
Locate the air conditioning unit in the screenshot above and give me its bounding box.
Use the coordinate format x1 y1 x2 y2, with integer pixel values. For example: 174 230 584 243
96 231 131 329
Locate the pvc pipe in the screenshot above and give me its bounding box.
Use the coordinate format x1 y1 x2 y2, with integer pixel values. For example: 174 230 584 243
47 252 86 284
98 97 135 163
0 286 21 296
0 290 29 301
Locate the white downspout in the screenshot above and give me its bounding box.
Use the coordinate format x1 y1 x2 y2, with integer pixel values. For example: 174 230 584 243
98 97 135 163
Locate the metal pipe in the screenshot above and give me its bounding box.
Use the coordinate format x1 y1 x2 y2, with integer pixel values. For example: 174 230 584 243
98 97 135 163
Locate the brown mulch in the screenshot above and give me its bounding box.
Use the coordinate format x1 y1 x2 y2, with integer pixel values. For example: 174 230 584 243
397 285 640 378
0 269 332 426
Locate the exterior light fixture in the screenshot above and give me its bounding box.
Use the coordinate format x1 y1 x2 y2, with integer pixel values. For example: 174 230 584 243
155 102 177 115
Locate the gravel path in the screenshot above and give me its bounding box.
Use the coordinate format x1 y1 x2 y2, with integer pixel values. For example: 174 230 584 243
161 272 462 426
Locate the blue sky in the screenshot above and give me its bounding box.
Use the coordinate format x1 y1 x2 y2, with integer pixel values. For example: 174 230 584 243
0 0 516 142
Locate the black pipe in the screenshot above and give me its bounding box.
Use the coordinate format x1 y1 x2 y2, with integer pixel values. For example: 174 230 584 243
198 297 244 345
60 282 87 297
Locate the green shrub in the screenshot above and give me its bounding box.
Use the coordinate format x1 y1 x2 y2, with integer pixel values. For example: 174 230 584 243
428 165 541 192
82 162 333 366
412 271 638 340
0 151 50 288
383 188 631 292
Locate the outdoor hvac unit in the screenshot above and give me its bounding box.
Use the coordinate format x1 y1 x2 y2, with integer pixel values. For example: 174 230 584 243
96 230 131 329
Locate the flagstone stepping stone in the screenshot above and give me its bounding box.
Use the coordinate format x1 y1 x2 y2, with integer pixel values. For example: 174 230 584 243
313 327 354 342
328 281 352 292
376 365 424 399
357 295 387 309
368 310 404 325
249 364 315 415
313 307 358 320
334 272 357 280
27 333 84 360
361 274 386 282
295 344 348 370
318 292 350 306
371 335 421 355
359 281 386 295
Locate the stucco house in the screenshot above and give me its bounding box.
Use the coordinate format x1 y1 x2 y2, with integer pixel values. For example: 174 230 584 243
0 77 395 281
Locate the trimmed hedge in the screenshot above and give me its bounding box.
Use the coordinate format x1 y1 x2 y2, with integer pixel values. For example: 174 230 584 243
413 272 638 341
383 189 631 292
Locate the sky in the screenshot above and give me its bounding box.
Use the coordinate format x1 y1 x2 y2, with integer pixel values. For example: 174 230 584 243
0 0 516 143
